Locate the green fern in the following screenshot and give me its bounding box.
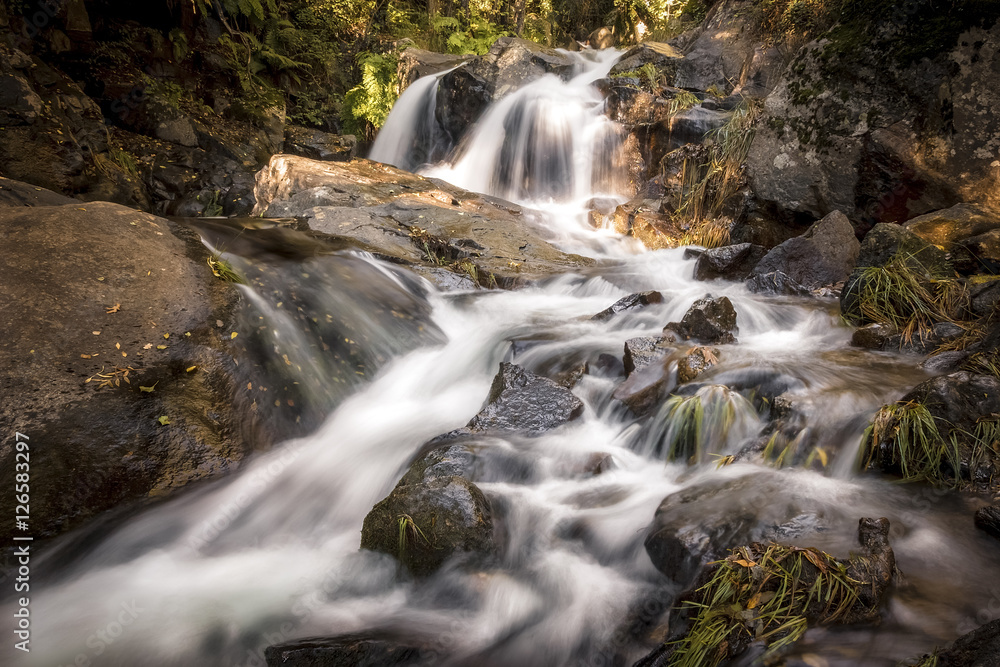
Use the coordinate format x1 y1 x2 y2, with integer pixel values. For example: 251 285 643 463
342 51 398 138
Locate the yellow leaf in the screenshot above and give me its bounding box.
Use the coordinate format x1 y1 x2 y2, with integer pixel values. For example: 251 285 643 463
230 332 238 339
139 383 157 393
156 345 167 350
93 331 101 335
803 549 829 573
157 415 170 425
143 343 153 350
115 342 121 349
80 354 91 359
186 366 197 372
163 333 170 339
106 303 121 314
733 559 757 568
747 593 762 609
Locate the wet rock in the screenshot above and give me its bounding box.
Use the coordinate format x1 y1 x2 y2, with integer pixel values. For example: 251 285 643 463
884 322 965 355
613 358 676 416
609 42 684 78
0 177 77 207
592 290 663 321
265 633 431 667
971 278 1000 317
866 372 1000 486
0 200 267 543
974 504 1000 541
677 346 719 383
904 203 999 249
664 295 738 344
588 26 615 49
694 243 767 281
252 155 593 287
852 323 896 350
841 223 951 325
643 472 832 587
958 229 1000 275
667 106 730 147
360 473 496 578
623 336 670 376
750 211 861 290
932 619 1000 667
745 270 811 296
844 517 896 624
922 351 970 375
283 125 356 162
467 362 583 435
397 47 472 90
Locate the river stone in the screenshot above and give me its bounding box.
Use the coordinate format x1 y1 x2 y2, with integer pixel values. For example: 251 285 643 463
613 357 676 416
0 176 77 206
851 323 896 350
926 621 1000 667
664 295 738 344
360 473 496 578
592 290 663 321
694 243 767 281
867 372 1000 486
265 633 430 667
750 211 860 290
467 362 583 435
904 203 999 248
283 125 356 162
975 504 1000 541
745 270 811 296
677 346 719 383
624 336 670 376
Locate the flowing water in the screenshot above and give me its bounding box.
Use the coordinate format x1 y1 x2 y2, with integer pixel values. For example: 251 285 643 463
11 49 1000 667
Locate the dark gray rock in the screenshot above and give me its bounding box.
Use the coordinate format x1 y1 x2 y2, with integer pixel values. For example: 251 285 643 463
284 125 357 162
750 211 860 289
852 323 897 349
613 357 676 416
970 278 1000 317
265 634 431 667
624 336 669 376
922 351 970 374
745 270 811 296
665 295 738 344
0 177 77 207
694 243 767 281
933 619 1000 667
397 47 472 90
592 290 663 321
884 322 965 355
975 504 1000 541
360 473 496 578
467 362 583 435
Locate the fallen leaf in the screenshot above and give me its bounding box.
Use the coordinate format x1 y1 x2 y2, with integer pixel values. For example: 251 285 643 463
230 332 238 339
184 332 191 337
163 333 170 339
216 320 224 327
247 382 252 391
139 382 157 393
733 559 758 568
106 303 121 314
115 342 121 350
157 415 170 425
121 352 127 357
143 343 153 350
80 354 91 359
92 331 101 335
186 366 197 373
156 345 167 350
803 549 829 573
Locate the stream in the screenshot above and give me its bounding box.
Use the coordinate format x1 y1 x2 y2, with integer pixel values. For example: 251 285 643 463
15 48 1000 667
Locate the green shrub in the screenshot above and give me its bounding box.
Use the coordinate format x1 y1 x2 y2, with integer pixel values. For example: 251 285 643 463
431 12 509 55
341 51 398 138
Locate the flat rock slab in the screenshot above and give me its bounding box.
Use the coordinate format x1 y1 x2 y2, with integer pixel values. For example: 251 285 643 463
252 155 594 287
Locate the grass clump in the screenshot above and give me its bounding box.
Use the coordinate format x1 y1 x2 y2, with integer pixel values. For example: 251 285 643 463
659 386 756 464
674 99 763 233
397 513 433 559
671 543 860 667
207 255 245 284
860 401 958 485
842 250 967 340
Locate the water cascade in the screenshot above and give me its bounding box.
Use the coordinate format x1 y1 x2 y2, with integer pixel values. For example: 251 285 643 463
12 48 1000 667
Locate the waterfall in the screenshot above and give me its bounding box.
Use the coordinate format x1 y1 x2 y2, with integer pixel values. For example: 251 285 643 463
13 47 998 667
369 67 455 172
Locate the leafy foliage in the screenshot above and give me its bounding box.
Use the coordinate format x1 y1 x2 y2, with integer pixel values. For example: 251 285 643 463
431 13 509 55
341 51 398 138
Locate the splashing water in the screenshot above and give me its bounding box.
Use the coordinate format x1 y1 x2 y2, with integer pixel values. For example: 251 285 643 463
11 49 1000 667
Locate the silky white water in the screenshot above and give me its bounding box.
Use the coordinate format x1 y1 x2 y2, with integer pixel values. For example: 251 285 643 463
11 48 1000 667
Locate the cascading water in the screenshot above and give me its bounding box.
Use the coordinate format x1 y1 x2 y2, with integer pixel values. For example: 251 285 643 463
369 67 456 172
11 49 1000 667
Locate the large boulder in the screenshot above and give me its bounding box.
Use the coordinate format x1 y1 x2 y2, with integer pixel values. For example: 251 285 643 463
0 199 257 542
397 46 473 91
592 290 663 321
904 203 1000 274
467 362 583 435
928 619 1000 667
252 155 594 288
748 11 1000 231
750 210 860 289
664 295 739 344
